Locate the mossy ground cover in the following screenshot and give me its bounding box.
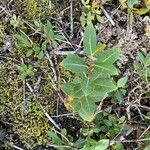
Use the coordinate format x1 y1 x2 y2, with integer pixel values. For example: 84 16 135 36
0 0 150 149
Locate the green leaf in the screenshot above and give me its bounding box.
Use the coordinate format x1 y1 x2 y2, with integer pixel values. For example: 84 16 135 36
10 14 22 28
83 22 97 56
133 7 150 15
19 73 27 80
42 41 47 51
94 139 109 150
87 12 94 23
61 54 88 75
55 34 65 41
94 78 117 93
37 51 44 59
17 65 25 73
80 14 86 27
47 131 62 145
26 49 33 57
81 146 92 150
33 44 41 54
61 128 67 136
34 20 41 28
15 34 31 48
94 62 119 75
145 53 150 66
127 0 137 8
144 146 150 150
96 48 120 63
27 67 34 76
61 82 75 96
92 42 106 56
20 64 28 71
73 83 84 98
52 40 58 48
92 92 107 102
44 21 55 41
137 51 145 64
28 64 33 70
74 139 86 148
81 78 94 95
117 76 128 88
71 96 96 121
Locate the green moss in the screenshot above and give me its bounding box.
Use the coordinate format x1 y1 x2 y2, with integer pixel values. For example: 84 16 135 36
23 0 56 19
0 60 54 148
12 98 52 148
23 0 39 19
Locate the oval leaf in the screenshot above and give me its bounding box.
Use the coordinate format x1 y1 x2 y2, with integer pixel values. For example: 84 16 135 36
71 96 96 121
117 76 128 88
94 62 119 75
94 139 109 150
96 48 120 64
61 54 88 75
83 22 97 56
94 78 117 93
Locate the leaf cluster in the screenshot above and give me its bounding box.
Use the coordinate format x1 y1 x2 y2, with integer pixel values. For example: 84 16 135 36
134 51 150 82
80 0 102 26
14 20 62 59
119 0 150 15
61 22 126 122
17 63 34 80
13 19 64 80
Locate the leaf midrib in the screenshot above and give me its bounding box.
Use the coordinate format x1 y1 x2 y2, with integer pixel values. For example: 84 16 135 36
64 63 88 68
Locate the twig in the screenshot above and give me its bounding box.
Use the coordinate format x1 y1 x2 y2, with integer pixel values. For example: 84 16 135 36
47 144 71 148
101 6 115 26
92 93 108 121
70 0 73 37
45 51 57 82
51 128 72 145
126 9 133 36
33 75 41 91
0 5 11 16
26 82 60 130
23 20 44 36
20 29 33 45
11 145 24 150
52 50 84 55
52 113 74 118
0 6 6 14
76 36 83 52
0 55 21 63
111 138 150 144
22 80 26 105
139 126 150 139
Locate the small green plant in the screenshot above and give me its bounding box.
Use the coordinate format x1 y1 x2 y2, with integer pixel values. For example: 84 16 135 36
47 128 110 150
17 63 34 80
10 14 23 28
119 0 150 15
47 113 129 150
80 0 102 26
46 21 129 150
15 33 45 59
14 20 63 59
60 22 123 122
110 76 128 102
47 128 74 150
134 51 150 82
